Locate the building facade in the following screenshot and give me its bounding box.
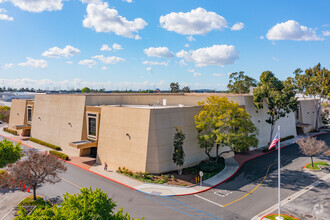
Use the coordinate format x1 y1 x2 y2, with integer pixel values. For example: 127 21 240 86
8 93 319 173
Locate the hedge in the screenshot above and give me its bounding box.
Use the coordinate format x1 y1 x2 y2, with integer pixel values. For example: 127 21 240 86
3 127 18 135
49 150 69 160
29 137 62 151
280 135 294 142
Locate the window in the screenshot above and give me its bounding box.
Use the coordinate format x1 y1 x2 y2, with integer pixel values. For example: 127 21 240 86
27 106 32 123
87 112 98 140
295 105 300 123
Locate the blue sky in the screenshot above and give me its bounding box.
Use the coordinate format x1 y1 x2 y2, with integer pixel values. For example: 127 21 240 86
0 0 329 90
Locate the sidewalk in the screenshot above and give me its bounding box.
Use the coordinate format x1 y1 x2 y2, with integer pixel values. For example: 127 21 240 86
0 127 328 197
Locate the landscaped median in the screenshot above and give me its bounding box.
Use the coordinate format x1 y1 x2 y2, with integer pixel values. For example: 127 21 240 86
261 214 299 220
304 161 330 171
16 196 52 217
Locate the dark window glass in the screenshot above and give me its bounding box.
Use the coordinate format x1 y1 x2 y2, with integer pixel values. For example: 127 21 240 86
27 108 32 122
88 117 96 136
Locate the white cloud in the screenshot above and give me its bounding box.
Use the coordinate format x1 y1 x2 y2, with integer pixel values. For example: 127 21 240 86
3 0 65 13
266 20 323 41
193 72 202 77
42 45 80 58
112 43 123 50
179 60 186 65
0 8 13 21
0 78 167 90
0 63 14 69
18 57 48 68
123 0 132 3
231 22 244 31
83 2 147 39
187 69 195 73
142 61 168 66
323 31 330 36
144 47 174 58
213 73 223 77
66 61 73 64
102 66 107 70
78 59 96 68
100 44 112 51
177 44 239 67
146 67 152 72
92 55 125 64
187 36 195 41
184 43 189 48
160 7 227 35
272 57 279 62
260 36 265 39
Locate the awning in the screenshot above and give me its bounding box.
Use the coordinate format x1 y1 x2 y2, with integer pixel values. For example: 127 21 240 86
14 125 31 130
296 123 311 128
69 140 97 149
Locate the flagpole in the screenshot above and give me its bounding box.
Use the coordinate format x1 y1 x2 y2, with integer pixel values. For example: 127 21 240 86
277 125 283 220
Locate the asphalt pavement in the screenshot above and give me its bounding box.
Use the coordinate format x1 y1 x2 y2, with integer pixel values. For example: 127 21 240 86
1 133 329 220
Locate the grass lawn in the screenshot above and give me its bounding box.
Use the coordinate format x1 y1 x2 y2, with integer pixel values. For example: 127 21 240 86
305 161 330 170
263 214 298 220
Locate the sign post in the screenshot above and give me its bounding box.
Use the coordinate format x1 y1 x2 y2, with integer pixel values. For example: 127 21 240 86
199 171 203 186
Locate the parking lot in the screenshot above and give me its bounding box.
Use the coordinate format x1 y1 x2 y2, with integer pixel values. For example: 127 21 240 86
0 189 27 220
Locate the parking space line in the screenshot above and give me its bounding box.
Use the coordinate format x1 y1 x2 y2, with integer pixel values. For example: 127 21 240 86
0 196 8 204
194 194 223 207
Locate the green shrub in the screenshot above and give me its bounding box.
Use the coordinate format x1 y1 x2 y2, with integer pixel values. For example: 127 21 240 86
49 150 69 160
117 167 167 184
29 137 62 151
18 196 52 208
0 139 21 168
0 106 10 110
3 127 18 135
280 135 294 142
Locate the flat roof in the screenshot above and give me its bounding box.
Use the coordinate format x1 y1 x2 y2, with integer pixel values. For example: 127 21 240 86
104 104 191 109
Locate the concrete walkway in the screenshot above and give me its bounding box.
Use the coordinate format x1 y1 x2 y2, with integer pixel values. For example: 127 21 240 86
0 126 328 197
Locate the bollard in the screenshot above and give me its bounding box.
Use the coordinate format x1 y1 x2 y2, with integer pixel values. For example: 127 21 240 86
24 184 26 190
19 182 21 187
194 177 197 183
27 187 30 193
197 176 200 182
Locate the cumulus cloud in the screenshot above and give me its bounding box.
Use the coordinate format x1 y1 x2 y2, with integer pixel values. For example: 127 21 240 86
83 2 147 39
78 59 96 67
112 43 123 50
323 31 330 36
0 63 14 69
0 8 13 21
142 61 168 66
18 57 48 68
66 61 73 64
272 57 279 62
42 45 80 58
146 67 152 72
160 7 227 35
177 44 239 67
102 66 107 70
3 0 65 13
100 44 112 51
187 36 195 41
184 44 189 48
260 36 265 39
0 78 167 90
144 47 174 58
123 0 132 3
213 73 223 77
231 22 244 31
92 55 125 64
266 20 323 41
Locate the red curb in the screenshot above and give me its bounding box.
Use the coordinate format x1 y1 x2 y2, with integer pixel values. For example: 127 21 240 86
1 132 328 196
261 213 299 220
0 133 137 191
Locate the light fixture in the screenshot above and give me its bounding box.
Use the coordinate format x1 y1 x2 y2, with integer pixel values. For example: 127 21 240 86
68 122 72 127
126 133 131 140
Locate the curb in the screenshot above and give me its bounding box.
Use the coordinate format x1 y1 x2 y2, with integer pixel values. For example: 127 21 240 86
1 131 328 197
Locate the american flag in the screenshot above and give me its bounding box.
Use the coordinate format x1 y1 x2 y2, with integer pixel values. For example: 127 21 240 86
269 131 279 150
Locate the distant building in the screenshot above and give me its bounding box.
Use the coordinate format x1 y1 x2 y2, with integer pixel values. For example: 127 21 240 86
8 93 321 173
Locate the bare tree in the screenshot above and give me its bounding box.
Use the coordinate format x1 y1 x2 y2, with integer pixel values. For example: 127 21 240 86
6 150 67 200
296 137 328 167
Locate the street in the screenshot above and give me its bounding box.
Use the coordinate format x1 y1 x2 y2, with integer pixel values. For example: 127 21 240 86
0 133 329 219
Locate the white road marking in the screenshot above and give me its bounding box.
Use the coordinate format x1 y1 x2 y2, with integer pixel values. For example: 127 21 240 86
194 194 223 207
251 173 330 220
60 176 82 189
1 208 14 220
0 196 8 203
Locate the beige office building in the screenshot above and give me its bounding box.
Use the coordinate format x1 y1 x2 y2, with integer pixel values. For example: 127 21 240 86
8 93 319 173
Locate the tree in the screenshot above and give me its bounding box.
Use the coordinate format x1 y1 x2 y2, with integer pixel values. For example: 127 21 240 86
172 126 185 175
7 150 67 200
81 87 91 93
195 96 258 163
321 109 330 125
296 137 327 167
16 187 143 220
170 82 180 93
227 71 257 94
293 63 330 131
253 71 298 143
182 86 190 93
0 139 21 168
